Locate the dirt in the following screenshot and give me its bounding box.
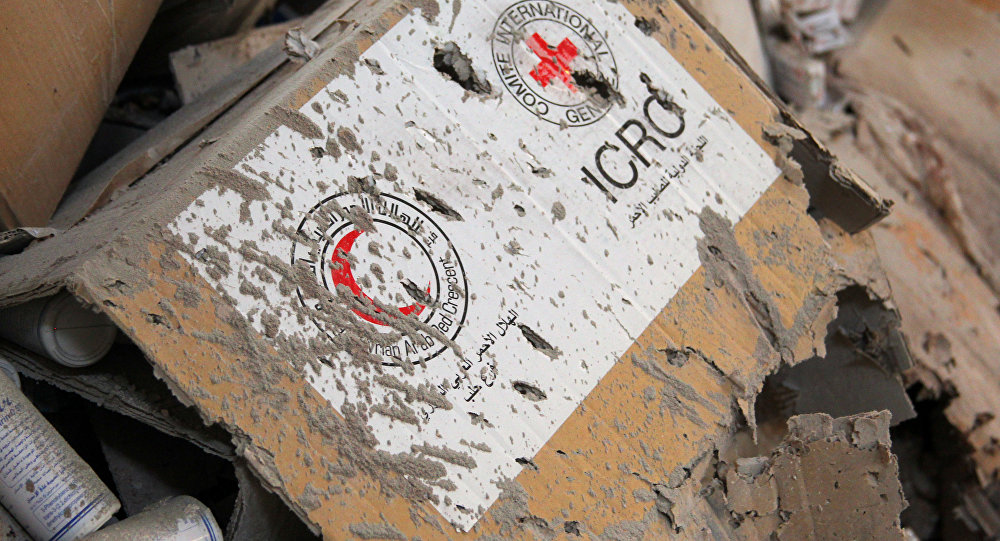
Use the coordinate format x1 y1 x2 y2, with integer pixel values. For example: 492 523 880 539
348 522 407 540
268 106 324 140
718 411 907 540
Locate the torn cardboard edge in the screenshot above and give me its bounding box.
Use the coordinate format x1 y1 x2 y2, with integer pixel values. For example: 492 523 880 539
718 410 907 539
228 462 319 540
0 1 384 310
811 87 1000 488
23 0 890 238
169 20 300 104
756 285 916 431
0 227 59 256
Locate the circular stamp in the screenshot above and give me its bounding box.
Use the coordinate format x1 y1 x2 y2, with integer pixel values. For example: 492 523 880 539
491 0 619 127
291 192 469 365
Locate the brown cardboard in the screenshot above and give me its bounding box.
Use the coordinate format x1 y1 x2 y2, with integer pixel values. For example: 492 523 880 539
803 91 1000 489
838 0 1000 297
840 0 1000 181
759 285 915 426
169 21 299 104
0 0 162 229
0 0 895 537
227 463 318 541
49 0 361 231
0 340 233 458
721 411 907 540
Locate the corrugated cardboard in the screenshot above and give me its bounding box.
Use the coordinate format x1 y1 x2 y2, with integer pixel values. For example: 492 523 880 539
0 0 161 229
48 1 358 231
0 0 893 537
806 89 1000 494
721 411 906 539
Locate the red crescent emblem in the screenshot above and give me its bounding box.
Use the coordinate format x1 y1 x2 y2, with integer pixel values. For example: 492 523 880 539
330 229 430 326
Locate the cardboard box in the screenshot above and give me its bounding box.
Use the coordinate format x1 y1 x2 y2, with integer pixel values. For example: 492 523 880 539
0 0 892 537
839 0 1000 290
801 87 1000 537
0 0 161 229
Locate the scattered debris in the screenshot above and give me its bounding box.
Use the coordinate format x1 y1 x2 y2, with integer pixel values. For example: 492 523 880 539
768 37 827 108
170 21 298 103
283 28 322 63
756 0 866 108
0 372 120 539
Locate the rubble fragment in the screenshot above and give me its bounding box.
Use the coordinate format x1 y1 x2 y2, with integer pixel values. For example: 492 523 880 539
719 411 907 540
283 28 322 63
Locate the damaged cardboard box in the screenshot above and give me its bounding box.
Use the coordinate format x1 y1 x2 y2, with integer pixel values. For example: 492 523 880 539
789 2 1000 526
798 83 1000 536
0 0 900 537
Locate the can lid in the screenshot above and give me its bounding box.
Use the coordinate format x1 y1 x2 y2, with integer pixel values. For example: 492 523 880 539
38 295 117 368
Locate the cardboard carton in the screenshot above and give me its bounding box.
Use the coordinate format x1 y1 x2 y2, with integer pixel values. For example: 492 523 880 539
0 0 893 537
0 0 161 229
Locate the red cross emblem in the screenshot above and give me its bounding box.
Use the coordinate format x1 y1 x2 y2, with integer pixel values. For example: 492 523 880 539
526 33 578 92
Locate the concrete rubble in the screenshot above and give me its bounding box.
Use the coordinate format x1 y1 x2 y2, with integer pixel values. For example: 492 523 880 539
0 0 997 539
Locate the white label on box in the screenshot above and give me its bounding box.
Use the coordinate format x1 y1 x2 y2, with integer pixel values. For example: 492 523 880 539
170 0 780 530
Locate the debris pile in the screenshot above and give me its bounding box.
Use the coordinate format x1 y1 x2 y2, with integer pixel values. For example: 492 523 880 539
0 0 995 539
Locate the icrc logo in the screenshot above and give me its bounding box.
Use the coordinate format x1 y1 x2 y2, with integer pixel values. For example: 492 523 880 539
291 193 469 365
491 0 619 127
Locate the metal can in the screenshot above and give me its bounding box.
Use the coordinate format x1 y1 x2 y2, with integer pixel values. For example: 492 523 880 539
83 496 223 541
0 504 30 540
0 292 117 368
0 371 120 539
